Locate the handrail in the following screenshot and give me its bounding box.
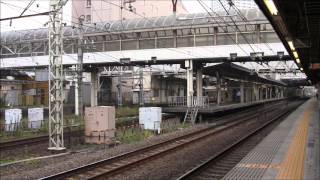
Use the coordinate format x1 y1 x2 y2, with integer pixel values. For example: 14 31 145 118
168 96 209 107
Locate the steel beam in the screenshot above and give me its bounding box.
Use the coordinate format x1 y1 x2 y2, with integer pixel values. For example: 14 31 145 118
48 0 65 151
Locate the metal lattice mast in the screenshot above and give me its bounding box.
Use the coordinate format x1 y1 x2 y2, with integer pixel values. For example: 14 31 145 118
48 0 65 151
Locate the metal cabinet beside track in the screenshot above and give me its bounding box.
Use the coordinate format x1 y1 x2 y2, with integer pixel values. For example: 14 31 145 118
84 106 115 144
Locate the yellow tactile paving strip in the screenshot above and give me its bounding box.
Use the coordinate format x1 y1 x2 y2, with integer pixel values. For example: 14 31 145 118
276 102 314 180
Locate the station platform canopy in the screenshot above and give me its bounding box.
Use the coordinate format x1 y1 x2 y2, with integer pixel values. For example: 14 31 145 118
203 62 286 86
254 0 320 84
281 78 311 87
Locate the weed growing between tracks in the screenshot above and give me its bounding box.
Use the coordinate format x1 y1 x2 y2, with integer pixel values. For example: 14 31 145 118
116 117 186 144
117 130 155 144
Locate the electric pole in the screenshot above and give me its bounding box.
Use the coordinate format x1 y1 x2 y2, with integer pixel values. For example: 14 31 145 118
172 0 178 16
117 66 123 106
75 16 84 116
48 0 65 151
139 66 144 106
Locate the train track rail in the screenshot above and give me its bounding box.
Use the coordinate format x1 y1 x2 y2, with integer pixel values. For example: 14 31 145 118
0 114 177 151
0 130 83 151
41 101 288 180
0 135 49 150
176 100 303 180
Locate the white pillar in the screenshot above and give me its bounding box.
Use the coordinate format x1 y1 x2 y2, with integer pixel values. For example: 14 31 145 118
269 86 273 99
253 84 259 101
75 79 79 115
91 71 98 107
196 68 203 107
240 82 244 103
186 60 194 107
216 72 221 106
196 68 203 98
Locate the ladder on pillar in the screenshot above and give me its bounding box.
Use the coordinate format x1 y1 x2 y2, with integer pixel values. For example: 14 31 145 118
183 106 199 124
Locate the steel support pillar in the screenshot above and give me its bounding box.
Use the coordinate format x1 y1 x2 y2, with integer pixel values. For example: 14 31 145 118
240 82 244 103
91 71 98 107
269 86 273 99
186 60 193 107
48 0 65 151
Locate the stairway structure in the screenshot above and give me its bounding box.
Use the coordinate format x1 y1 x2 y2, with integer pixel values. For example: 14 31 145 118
183 106 199 124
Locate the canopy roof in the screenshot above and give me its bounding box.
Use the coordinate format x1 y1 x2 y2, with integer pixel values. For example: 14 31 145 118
1 9 267 44
203 62 286 86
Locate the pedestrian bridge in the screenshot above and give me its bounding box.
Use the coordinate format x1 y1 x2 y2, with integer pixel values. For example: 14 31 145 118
0 9 290 68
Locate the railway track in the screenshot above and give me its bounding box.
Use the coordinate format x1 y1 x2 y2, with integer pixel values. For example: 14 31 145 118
0 114 176 151
0 130 83 151
41 101 289 180
176 100 303 180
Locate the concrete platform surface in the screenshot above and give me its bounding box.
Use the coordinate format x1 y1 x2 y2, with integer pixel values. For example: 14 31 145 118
162 98 285 114
222 98 319 180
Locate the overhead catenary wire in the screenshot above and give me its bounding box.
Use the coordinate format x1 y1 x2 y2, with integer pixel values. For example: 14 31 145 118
196 0 250 56
0 0 255 61
205 0 258 53
1 1 204 60
1 0 293 71
227 0 297 73
205 0 280 71
98 0 204 59
19 0 37 17
225 0 281 71
0 1 96 30
197 0 276 71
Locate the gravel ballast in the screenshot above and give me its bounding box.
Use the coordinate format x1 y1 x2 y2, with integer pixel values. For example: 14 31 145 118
0 123 211 179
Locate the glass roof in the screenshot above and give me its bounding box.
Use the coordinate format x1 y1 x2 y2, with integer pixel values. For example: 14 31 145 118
1 9 266 44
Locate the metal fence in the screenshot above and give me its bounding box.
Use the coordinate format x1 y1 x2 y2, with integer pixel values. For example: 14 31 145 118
168 96 210 107
0 120 46 133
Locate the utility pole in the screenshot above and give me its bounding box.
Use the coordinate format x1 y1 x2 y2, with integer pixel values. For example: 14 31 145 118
172 0 178 16
117 66 123 106
48 0 65 151
139 66 144 106
75 16 84 116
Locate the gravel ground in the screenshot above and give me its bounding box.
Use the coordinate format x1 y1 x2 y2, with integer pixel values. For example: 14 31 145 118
108 118 262 180
0 123 211 179
1 102 288 179
107 105 291 180
0 134 83 164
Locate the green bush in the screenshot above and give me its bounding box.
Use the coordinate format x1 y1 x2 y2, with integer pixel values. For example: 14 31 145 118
116 106 139 118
